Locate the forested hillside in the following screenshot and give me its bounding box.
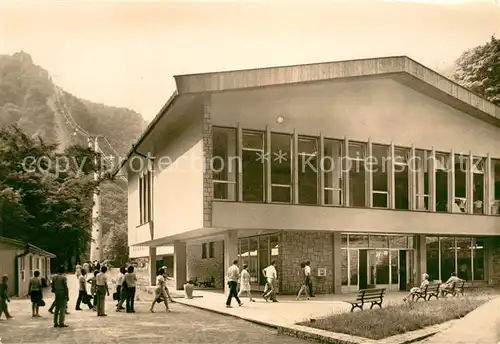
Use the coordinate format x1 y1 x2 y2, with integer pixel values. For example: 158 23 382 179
0 51 147 266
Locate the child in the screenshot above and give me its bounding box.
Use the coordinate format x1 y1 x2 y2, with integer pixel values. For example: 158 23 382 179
87 270 98 311
0 274 13 319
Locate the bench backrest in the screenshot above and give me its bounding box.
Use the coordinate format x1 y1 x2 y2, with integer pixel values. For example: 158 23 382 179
426 283 440 293
356 288 385 301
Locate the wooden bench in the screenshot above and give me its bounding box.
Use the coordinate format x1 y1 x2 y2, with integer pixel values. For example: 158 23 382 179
412 283 440 301
344 288 386 312
441 280 465 297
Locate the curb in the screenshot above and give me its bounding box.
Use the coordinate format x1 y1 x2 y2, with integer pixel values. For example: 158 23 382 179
173 300 278 329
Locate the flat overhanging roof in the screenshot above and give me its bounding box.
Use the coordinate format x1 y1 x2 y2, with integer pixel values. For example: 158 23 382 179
113 56 500 177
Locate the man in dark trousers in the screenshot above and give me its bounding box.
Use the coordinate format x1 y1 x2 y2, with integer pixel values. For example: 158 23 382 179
225 259 243 308
52 266 69 328
305 261 314 297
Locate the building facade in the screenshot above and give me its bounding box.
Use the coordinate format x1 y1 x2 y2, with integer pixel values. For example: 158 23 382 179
0 236 55 297
120 56 500 293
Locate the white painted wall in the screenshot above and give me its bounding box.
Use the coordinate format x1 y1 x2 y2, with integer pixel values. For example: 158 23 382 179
211 77 500 157
152 119 204 239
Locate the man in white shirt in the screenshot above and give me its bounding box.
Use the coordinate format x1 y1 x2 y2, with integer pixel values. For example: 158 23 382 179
226 260 243 308
305 261 314 297
262 261 278 302
95 266 110 316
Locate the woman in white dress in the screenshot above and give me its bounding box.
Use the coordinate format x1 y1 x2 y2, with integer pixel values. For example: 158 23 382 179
238 264 254 302
150 268 170 313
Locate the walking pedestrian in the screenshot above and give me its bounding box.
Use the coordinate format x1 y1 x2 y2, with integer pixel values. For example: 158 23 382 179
296 262 310 300
238 264 254 302
305 260 314 297
75 269 93 310
150 268 170 313
262 261 278 302
124 266 137 313
52 266 69 328
226 259 243 308
0 275 12 319
115 267 127 311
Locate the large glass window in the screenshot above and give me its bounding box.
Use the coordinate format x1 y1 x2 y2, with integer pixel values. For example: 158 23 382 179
472 239 484 280
212 127 237 201
426 236 485 282
414 149 430 211
491 159 500 215
454 154 468 213
323 139 343 206
440 237 456 280
426 236 440 281
271 133 292 203
472 157 484 214
370 144 389 208
242 131 265 202
348 142 366 207
297 136 318 205
394 147 410 210
435 153 449 213
238 234 280 291
456 237 472 280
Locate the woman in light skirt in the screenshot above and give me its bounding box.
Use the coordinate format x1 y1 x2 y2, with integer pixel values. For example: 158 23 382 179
238 264 254 302
150 268 170 313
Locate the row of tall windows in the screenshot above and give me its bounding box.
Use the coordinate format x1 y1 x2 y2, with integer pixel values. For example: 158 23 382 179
211 127 500 215
138 170 153 225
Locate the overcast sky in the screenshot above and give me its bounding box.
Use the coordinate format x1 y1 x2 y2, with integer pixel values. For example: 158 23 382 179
1 0 499 121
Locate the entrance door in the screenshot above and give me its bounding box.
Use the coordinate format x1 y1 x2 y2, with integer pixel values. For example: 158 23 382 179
358 249 368 289
399 250 408 291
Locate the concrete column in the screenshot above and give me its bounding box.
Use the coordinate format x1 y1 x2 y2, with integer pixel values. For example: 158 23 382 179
415 235 427 284
224 230 238 295
148 247 157 286
331 232 342 294
174 241 187 290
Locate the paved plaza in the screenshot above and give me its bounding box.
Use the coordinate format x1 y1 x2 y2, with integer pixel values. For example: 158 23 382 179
0 275 312 344
0 294 311 344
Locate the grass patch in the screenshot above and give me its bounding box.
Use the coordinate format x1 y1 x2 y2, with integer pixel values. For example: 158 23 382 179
298 296 493 340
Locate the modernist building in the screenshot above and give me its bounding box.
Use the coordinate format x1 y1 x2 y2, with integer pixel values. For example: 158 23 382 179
118 56 500 294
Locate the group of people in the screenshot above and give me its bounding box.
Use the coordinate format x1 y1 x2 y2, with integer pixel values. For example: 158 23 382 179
403 272 464 301
225 259 315 308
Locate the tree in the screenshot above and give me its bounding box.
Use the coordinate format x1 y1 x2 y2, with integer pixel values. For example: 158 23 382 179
0 125 102 268
103 223 129 267
454 36 500 105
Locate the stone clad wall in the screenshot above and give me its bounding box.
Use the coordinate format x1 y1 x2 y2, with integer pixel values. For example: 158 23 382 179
187 240 224 289
491 237 500 286
279 231 334 295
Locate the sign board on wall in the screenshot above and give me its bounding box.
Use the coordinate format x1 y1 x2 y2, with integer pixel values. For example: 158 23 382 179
317 267 327 277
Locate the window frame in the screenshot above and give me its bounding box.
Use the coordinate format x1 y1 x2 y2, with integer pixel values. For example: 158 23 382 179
241 130 266 203
323 138 344 207
212 127 238 201
270 132 293 204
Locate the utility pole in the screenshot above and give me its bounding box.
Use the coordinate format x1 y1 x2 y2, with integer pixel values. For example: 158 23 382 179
89 136 102 262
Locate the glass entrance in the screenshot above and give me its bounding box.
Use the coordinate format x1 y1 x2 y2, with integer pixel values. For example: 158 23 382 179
238 233 280 292
341 234 415 292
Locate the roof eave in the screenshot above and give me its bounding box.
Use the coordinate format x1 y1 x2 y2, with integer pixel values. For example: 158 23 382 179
112 90 179 177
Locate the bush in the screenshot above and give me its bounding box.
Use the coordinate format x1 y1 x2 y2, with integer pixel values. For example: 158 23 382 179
298 297 490 340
